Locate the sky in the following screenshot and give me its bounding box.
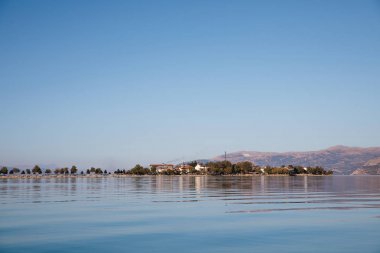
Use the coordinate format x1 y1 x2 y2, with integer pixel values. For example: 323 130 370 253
1 0 380 169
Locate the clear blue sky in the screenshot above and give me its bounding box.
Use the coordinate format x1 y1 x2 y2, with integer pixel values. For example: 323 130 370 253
1 0 380 169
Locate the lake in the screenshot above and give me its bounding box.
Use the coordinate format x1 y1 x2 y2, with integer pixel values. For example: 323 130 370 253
1 176 380 253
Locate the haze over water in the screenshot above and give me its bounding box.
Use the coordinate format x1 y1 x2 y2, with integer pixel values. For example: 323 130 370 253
1 176 380 253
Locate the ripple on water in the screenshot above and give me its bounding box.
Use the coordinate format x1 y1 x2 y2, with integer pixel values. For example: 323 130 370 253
1 176 380 253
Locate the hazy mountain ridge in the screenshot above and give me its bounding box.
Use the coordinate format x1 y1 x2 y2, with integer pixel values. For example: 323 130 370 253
212 146 380 175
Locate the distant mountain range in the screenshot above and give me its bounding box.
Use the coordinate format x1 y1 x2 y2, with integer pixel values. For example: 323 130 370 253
212 145 380 175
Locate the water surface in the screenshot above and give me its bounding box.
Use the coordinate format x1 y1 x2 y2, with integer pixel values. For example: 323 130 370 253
1 176 380 253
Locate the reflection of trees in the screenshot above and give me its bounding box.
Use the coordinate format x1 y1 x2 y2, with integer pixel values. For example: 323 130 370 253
143 176 380 197
1 176 380 205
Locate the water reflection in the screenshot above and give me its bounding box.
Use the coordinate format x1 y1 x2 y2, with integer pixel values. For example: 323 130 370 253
2 176 380 212
1 176 380 253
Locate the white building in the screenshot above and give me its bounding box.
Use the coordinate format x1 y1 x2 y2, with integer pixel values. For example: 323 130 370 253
195 164 208 171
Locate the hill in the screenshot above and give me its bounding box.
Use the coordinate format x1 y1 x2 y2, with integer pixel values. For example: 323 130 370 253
351 157 380 175
212 146 380 175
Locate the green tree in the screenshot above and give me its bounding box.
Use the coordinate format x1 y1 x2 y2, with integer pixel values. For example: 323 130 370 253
13 168 20 174
70 166 78 174
308 166 325 175
150 167 157 175
26 169 31 174
0 167 8 174
207 161 233 175
95 168 103 174
59 168 68 174
32 165 42 174
86 169 90 174
128 164 150 175
235 161 254 174
223 166 233 174
45 169 52 174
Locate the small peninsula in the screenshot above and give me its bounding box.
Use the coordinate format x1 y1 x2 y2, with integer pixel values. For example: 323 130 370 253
0 161 333 178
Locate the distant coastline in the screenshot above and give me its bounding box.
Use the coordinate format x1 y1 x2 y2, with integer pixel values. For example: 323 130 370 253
1 161 333 178
0 174 333 179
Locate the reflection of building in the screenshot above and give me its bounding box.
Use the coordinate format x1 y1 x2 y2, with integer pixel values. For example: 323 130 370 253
304 175 308 192
150 164 174 173
195 176 201 194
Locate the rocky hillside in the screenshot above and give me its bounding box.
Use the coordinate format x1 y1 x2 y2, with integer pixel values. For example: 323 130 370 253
212 146 380 175
351 157 380 175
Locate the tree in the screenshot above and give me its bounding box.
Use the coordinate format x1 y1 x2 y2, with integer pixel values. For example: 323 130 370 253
80 171 84 175
90 167 96 174
0 167 8 174
207 161 233 175
188 161 198 167
45 169 52 174
26 169 31 174
308 166 325 175
95 168 103 174
104 170 108 174
32 165 42 174
86 169 90 174
21 170 25 174
70 166 78 174
128 164 149 175
291 166 305 174
13 168 20 174
150 167 157 175
235 161 254 174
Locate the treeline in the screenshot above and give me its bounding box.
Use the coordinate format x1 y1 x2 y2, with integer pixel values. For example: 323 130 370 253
264 165 333 175
115 161 333 176
207 161 257 175
0 165 109 175
1 162 333 176
205 161 333 175
115 165 152 175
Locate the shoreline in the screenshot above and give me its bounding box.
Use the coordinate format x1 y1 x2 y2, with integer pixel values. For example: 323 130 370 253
0 174 336 179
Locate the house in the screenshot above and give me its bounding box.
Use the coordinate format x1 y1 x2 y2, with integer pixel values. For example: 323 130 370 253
176 164 193 174
150 164 174 173
195 164 208 172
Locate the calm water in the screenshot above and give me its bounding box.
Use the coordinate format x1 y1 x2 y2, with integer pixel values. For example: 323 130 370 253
1 176 380 253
